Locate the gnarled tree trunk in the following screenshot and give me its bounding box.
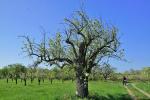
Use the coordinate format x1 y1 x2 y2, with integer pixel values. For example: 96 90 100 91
76 64 88 98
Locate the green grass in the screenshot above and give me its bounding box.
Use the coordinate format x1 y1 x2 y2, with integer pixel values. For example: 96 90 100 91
127 82 150 100
88 81 131 99
127 84 146 99
0 79 131 100
135 81 150 94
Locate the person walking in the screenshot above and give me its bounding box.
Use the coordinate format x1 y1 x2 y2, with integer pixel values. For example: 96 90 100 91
123 76 127 86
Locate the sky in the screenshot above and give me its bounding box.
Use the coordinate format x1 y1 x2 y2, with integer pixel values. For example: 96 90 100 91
0 0 150 72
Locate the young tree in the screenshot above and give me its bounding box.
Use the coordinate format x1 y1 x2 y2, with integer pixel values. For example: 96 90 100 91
1 67 9 83
6 64 18 84
141 67 150 80
21 66 27 86
28 65 36 83
48 69 56 84
0 69 2 79
90 66 101 81
100 63 116 80
14 64 26 84
21 11 123 98
58 66 75 83
68 67 75 82
8 65 15 82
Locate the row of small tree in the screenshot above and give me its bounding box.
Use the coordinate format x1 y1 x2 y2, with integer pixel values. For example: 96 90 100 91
0 63 117 84
123 67 150 81
0 64 27 84
0 64 76 85
1 64 149 83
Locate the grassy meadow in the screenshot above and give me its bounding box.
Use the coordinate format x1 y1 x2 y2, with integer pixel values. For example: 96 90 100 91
135 81 150 94
0 79 131 100
1 79 150 100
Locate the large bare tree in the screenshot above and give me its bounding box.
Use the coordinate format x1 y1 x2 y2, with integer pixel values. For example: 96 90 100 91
21 11 123 98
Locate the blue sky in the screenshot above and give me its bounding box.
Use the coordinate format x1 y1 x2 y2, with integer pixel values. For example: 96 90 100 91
0 0 150 72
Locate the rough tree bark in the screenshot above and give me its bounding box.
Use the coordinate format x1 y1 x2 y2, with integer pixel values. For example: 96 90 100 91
76 64 88 98
76 75 88 98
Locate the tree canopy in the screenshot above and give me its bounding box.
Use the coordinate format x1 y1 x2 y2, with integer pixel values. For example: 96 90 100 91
21 10 123 98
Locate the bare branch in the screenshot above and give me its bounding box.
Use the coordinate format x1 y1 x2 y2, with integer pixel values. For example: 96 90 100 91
65 30 78 58
89 39 115 60
50 62 70 69
64 18 86 41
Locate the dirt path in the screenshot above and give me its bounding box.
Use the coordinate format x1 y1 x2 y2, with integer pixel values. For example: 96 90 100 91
131 84 150 99
124 86 137 100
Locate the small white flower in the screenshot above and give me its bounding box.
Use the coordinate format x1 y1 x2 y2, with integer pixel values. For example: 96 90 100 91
76 91 78 95
85 73 89 77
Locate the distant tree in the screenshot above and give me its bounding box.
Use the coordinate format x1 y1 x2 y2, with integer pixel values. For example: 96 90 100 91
43 68 49 81
21 10 123 98
109 72 118 81
123 67 150 81
1 67 9 83
100 63 116 80
53 67 61 80
90 66 101 80
142 67 150 79
68 67 75 82
21 66 27 86
36 68 46 85
28 65 36 83
48 69 56 84
0 69 2 79
36 68 41 85
7 64 26 84
58 66 75 83
8 65 15 82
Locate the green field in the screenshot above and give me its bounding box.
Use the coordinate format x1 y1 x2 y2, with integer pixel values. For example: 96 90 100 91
127 84 146 99
0 79 149 100
0 79 131 100
125 81 150 100
135 82 150 94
